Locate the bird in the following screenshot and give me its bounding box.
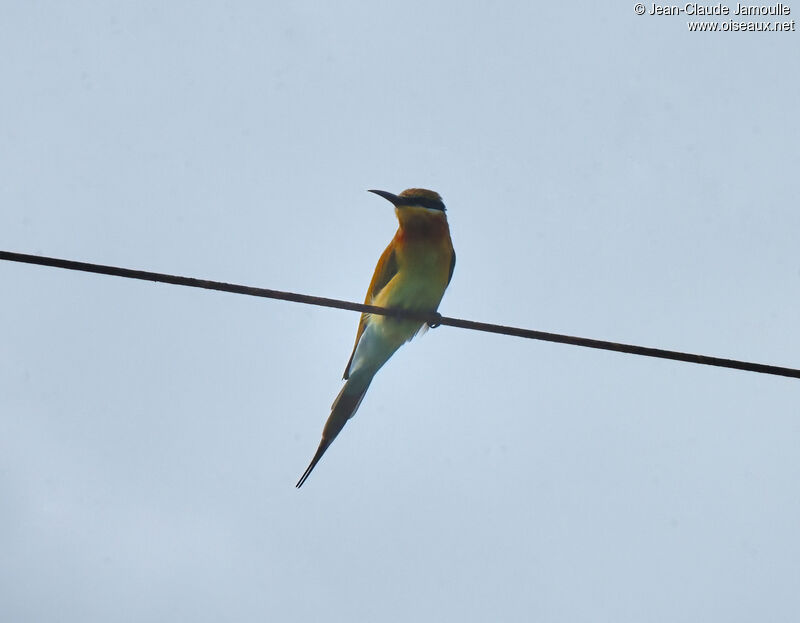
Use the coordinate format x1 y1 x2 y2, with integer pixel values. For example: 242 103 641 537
296 188 456 487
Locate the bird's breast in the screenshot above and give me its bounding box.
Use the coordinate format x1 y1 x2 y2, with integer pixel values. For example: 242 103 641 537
379 237 452 311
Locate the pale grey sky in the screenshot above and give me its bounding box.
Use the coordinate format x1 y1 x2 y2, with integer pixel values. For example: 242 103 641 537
1 2 799 621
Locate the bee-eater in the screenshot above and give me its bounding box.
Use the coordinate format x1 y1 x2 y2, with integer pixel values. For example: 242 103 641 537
296 188 455 488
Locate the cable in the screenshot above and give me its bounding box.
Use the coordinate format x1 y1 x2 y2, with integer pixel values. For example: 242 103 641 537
2 249 798 380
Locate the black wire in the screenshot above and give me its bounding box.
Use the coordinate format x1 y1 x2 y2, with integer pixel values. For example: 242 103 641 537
2 249 798 380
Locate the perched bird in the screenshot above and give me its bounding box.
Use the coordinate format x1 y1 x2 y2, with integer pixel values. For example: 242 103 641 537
296 188 455 487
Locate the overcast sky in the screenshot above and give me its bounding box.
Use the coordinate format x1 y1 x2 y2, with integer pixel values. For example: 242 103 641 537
1 2 798 621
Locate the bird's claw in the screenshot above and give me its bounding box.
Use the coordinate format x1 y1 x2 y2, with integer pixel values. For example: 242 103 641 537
428 312 443 329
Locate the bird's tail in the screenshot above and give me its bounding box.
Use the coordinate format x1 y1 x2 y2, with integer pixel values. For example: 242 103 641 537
296 370 373 488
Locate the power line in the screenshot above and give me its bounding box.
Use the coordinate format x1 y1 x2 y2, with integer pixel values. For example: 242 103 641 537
2 249 798 380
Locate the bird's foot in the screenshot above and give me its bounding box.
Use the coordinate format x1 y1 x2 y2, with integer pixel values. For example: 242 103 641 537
428 312 443 329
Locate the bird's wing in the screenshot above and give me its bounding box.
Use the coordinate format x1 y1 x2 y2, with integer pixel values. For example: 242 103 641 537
342 242 398 379
447 249 456 286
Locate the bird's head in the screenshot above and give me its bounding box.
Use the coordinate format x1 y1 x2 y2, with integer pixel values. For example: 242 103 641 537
368 188 448 232
368 188 446 212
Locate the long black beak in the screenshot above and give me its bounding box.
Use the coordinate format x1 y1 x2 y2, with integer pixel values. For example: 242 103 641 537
368 189 402 205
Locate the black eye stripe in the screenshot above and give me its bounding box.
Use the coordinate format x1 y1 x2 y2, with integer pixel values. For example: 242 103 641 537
407 197 446 211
